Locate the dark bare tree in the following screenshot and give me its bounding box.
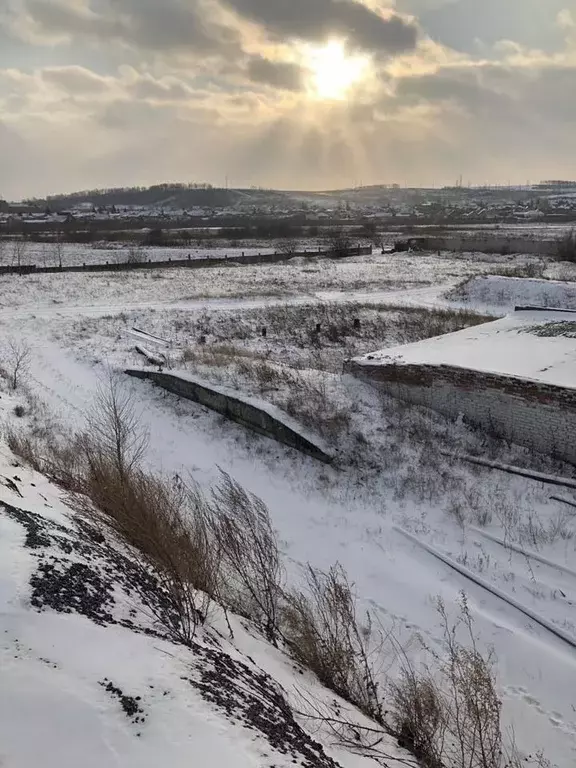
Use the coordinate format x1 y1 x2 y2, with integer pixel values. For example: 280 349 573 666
3 338 32 390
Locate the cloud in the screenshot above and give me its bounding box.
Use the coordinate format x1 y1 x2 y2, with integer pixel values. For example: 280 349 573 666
221 0 418 54
246 55 304 91
41 65 112 94
20 0 242 55
3 0 576 199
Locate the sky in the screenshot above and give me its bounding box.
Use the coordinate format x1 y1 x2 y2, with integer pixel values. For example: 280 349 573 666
1 0 576 199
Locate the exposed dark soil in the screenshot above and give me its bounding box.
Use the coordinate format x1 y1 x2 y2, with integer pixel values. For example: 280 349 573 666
2 499 344 768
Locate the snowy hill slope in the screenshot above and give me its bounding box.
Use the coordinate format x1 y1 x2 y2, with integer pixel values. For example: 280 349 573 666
0 444 410 768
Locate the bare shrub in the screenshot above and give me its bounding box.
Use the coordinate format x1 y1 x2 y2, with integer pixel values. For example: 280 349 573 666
6 429 45 472
391 595 506 768
11 237 28 269
2 338 32 390
85 370 149 481
275 239 300 257
283 564 383 724
284 372 351 441
556 230 576 263
126 243 147 264
207 472 283 643
391 664 445 768
51 234 65 268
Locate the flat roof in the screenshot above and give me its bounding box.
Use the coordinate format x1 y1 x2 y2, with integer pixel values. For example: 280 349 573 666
352 309 576 390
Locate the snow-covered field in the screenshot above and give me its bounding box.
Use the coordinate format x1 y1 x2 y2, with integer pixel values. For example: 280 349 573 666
2 249 576 766
0 248 567 312
1 241 280 268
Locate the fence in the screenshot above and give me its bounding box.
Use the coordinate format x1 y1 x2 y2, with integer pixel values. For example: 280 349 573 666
0 245 373 277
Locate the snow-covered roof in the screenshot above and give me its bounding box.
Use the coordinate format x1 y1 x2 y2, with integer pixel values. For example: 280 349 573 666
352 309 576 389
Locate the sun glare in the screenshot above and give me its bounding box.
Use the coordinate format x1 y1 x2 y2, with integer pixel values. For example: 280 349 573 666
303 40 369 101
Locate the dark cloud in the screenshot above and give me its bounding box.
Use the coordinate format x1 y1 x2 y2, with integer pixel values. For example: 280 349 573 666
24 0 241 55
222 0 418 54
246 55 304 91
395 67 513 117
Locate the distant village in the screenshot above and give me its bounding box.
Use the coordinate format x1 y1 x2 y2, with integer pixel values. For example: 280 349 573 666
2 180 576 231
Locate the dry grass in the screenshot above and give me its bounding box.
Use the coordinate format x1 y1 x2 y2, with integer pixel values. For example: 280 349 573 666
391 595 508 768
282 564 384 725
206 472 284 643
181 303 492 359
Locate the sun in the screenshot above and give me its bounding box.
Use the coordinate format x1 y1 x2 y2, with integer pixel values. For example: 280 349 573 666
302 39 369 101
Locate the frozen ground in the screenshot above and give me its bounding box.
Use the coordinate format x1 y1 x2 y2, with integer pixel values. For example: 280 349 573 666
0 247 567 312
2 250 576 766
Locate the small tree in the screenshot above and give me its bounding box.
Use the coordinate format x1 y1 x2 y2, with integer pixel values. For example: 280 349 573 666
275 238 299 257
3 338 32 390
126 243 146 264
85 370 150 482
52 232 64 269
11 237 28 269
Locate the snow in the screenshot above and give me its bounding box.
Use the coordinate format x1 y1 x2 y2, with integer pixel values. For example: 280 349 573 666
128 367 333 459
446 275 576 312
2 250 576 766
0 248 552 313
352 308 576 389
0 435 407 768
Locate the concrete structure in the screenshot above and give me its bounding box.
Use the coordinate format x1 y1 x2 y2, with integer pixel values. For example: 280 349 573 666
346 360 576 464
403 235 559 256
345 310 576 465
126 369 332 464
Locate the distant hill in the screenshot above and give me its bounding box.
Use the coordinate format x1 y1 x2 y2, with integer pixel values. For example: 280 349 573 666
40 184 295 211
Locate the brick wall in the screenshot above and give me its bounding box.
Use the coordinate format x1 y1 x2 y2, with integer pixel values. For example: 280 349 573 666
345 361 576 464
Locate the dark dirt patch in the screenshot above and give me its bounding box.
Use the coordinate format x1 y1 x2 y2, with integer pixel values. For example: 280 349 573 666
1 501 181 639
188 646 340 768
2 500 344 768
99 679 146 724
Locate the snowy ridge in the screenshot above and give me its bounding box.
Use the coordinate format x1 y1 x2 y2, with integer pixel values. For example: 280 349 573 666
128 367 334 460
0 446 406 768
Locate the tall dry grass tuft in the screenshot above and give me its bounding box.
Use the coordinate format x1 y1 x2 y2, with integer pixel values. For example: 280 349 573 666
282 564 384 725
207 471 284 644
390 595 506 768
71 455 219 644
